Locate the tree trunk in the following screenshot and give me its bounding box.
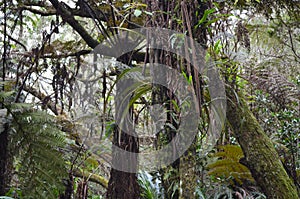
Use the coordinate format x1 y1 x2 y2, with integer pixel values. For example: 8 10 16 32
0 128 9 195
226 89 299 198
106 129 140 199
0 109 11 195
179 143 196 199
106 75 140 199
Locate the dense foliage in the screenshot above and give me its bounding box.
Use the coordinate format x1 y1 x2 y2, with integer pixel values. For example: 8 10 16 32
0 0 299 198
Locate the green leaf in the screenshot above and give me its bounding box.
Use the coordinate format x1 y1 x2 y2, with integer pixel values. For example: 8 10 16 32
129 84 152 108
195 8 216 28
188 75 193 84
171 100 180 112
181 71 192 84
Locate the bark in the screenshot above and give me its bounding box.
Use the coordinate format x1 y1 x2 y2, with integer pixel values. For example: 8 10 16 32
49 0 99 48
106 131 140 199
59 173 73 199
0 127 9 195
75 180 88 199
226 88 299 198
179 144 196 199
106 74 140 198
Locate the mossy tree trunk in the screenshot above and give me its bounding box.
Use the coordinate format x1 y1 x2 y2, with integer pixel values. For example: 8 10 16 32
179 143 196 199
226 89 299 198
0 109 12 196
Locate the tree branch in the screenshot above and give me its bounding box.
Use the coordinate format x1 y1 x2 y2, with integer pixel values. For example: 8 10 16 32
20 5 109 20
22 85 60 115
73 169 108 188
7 35 27 51
49 0 99 48
41 49 92 59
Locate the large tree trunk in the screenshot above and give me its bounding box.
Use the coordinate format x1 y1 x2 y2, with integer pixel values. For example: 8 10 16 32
226 89 299 198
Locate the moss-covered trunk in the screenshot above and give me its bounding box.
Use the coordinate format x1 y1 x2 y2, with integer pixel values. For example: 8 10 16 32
226 89 298 198
179 144 196 199
0 109 11 195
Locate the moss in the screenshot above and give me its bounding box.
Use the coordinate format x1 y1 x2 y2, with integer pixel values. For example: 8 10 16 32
207 145 255 185
179 144 196 198
226 89 298 198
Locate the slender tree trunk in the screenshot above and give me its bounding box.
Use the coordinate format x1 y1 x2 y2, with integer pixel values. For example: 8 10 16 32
59 173 73 199
107 73 140 199
144 0 209 197
106 130 140 199
226 89 299 198
0 129 9 195
151 65 180 199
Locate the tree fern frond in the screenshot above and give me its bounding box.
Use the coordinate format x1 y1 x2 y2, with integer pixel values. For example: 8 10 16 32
9 108 68 199
248 70 300 108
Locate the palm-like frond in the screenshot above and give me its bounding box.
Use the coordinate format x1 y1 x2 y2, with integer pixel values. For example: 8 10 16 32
8 107 67 198
138 172 159 199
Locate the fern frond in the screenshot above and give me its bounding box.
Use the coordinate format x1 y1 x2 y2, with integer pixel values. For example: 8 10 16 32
9 108 68 199
248 70 300 108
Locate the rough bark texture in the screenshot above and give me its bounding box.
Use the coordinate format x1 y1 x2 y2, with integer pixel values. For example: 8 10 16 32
0 128 9 195
106 131 140 199
226 89 299 198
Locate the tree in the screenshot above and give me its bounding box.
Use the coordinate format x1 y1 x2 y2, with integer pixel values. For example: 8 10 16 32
1 0 299 198
226 88 298 198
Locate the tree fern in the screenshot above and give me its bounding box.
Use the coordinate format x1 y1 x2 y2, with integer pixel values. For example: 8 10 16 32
248 70 300 108
8 107 68 198
0 86 68 199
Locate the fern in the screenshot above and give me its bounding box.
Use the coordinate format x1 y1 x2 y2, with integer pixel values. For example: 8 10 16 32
8 107 68 198
248 70 300 108
138 172 159 199
207 145 254 186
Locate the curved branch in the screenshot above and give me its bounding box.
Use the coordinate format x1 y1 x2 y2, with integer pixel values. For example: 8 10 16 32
7 35 27 51
22 85 60 115
73 169 108 188
49 0 99 48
